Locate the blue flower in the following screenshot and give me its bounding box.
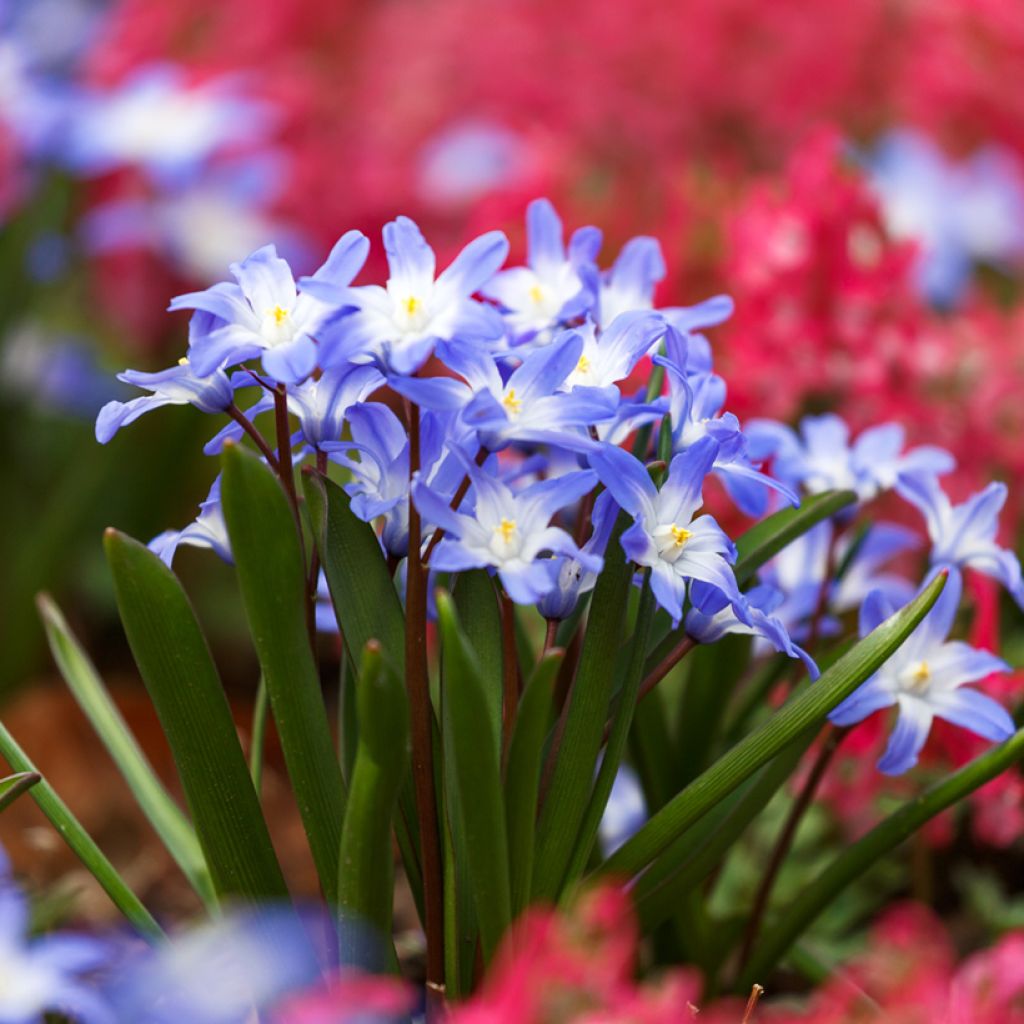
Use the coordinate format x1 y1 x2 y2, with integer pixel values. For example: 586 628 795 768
593 236 666 328
897 474 1024 609
63 64 274 187
304 216 509 375
412 453 601 604
0 844 112 1024
747 413 954 502
285 363 384 453
537 490 618 620
481 197 601 343
560 311 668 395
149 477 232 567
685 582 819 678
830 573 1015 775
589 437 745 625
170 233 369 384
656 330 798 516
395 329 618 453
865 129 1024 308
95 359 235 443
598 764 648 855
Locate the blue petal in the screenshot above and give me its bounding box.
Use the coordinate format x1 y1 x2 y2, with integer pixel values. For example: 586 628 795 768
436 230 510 298
95 395 174 442
932 688 1015 743
260 335 318 385
526 198 565 270
877 700 933 775
308 229 370 287
588 444 657 519
383 216 436 290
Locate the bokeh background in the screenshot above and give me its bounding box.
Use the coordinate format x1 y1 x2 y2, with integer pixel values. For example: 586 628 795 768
3 0 1024 927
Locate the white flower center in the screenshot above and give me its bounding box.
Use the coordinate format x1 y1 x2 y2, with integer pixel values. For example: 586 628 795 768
653 522 692 564
393 293 432 334
260 304 297 348
901 660 932 694
490 517 521 560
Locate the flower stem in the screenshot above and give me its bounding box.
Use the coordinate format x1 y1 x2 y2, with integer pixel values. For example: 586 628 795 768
227 403 280 471
736 725 848 978
404 399 446 1010
421 447 488 566
637 634 697 705
499 589 518 769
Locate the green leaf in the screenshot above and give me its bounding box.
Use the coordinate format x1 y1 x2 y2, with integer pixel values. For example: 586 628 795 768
438 592 512 963
0 772 40 813
740 725 1024 989
222 445 346 904
36 593 216 909
302 471 405 667
453 570 504 743
733 490 857 586
534 512 633 901
338 642 409 971
0 719 163 940
634 726 818 931
562 576 657 892
105 529 288 903
504 648 562 916
596 571 947 882
249 677 269 794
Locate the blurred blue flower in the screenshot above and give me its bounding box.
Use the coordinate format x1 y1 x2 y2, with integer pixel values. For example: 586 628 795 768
0 843 112 1024
746 413 954 502
865 129 1024 307
830 572 1014 775
598 763 647 856
589 437 746 626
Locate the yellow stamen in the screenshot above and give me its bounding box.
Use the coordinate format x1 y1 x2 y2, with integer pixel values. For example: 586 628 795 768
496 518 517 543
502 388 523 415
404 296 422 317
271 305 289 325
910 661 931 689
670 524 692 548
576 354 591 374
528 284 545 305
178 356 189 366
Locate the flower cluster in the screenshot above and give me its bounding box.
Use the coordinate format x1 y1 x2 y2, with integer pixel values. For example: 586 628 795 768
97 199 1023 783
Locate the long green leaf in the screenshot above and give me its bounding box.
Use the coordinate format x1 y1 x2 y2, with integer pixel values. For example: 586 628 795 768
740 725 1024 988
562 577 656 892
0 720 163 940
105 529 288 903
534 513 633 900
438 592 512 962
734 490 856 586
505 649 562 915
634 726 818 931
36 593 216 909
596 571 947 881
0 772 40 813
338 642 409 971
454 570 504 743
222 445 345 904
302 471 405 667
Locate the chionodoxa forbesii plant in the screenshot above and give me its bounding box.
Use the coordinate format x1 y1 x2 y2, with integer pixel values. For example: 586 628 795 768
5 197 1024 1021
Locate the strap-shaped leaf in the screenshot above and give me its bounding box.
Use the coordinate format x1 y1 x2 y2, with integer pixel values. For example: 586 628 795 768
597 571 947 882
105 529 288 903
0 720 163 940
562 577 657 892
634 726 818 930
734 489 856 586
454 570 504 744
37 593 215 909
740 724 1024 988
0 771 40 813
302 471 405 667
222 445 345 904
534 513 633 900
338 642 409 971
438 592 511 962
505 649 562 916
